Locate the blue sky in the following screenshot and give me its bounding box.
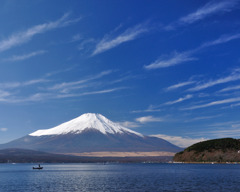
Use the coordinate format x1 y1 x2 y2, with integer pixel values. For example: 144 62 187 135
0 0 240 147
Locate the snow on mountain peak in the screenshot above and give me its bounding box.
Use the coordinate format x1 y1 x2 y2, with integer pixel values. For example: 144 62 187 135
29 113 143 137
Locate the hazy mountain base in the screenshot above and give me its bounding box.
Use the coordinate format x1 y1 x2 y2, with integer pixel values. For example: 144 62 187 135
0 130 181 153
63 151 175 157
0 148 174 163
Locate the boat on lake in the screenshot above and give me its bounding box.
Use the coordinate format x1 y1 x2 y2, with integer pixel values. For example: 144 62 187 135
33 164 43 170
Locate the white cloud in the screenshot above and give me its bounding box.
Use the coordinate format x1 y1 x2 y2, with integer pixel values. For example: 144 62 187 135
3 50 46 62
52 87 126 99
0 90 11 97
146 33 240 70
207 129 240 138
0 13 81 52
219 84 240 92
72 34 83 42
165 94 193 105
166 81 195 91
188 69 240 91
184 97 240 110
194 122 240 138
131 108 161 113
0 87 125 103
117 121 140 128
131 104 162 113
230 102 240 107
0 78 48 89
135 116 163 123
165 1 239 30
92 23 149 55
0 128 8 132
78 38 95 51
185 115 221 122
0 69 128 103
144 52 196 70
179 0 239 25
49 70 113 92
201 33 240 48
77 87 125 96
208 120 240 128
151 134 206 148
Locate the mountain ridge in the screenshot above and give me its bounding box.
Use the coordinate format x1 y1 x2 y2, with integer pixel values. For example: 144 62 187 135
0 113 182 154
29 113 143 137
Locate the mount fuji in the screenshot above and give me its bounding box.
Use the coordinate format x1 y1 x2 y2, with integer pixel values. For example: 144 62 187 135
0 113 181 153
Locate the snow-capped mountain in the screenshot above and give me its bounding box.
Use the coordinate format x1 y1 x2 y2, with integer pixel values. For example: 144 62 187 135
0 113 181 153
29 113 143 137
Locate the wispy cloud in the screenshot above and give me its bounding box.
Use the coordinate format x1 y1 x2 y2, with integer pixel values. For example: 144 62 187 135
0 87 125 103
205 128 240 138
166 80 195 91
0 90 11 97
201 33 240 48
0 69 128 103
144 52 196 70
188 68 240 91
0 78 50 103
0 78 48 89
3 50 46 62
146 32 240 70
117 121 140 128
230 102 240 108
193 121 240 138
185 115 221 122
151 134 206 148
74 87 125 97
165 0 239 30
44 66 77 78
184 97 240 110
131 104 163 113
49 70 113 93
179 0 239 25
131 108 161 113
53 87 125 99
165 94 193 105
92 23 149 55
208 120 240 128
219 84 240 92
78 38 95 51
0 128 8 132
135 116 163 123
71 34 83 42
0 90 11 101
0 13 81 52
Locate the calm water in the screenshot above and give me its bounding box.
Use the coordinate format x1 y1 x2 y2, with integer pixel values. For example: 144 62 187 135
0 163 239 192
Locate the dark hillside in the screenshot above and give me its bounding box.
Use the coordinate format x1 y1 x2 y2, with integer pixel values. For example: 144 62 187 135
186 138 240 152
174 138 240 162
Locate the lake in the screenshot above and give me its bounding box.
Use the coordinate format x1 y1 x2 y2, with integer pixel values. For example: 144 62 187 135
0 163 239 191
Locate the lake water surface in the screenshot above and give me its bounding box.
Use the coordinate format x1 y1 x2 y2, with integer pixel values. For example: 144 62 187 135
0 163 239 192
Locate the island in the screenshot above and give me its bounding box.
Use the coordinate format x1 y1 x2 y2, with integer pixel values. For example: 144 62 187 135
173 138 240 163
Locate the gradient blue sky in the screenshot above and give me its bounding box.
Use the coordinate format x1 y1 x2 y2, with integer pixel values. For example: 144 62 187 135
0 0 240 147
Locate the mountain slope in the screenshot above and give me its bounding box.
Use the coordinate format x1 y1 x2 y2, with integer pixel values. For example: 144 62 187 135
0 113 181 153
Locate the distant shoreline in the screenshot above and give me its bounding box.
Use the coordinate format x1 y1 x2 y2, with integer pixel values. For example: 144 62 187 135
62 151 175 157
172 161 240 164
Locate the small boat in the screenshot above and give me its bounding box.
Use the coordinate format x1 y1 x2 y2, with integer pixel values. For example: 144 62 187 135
33 164 43 170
